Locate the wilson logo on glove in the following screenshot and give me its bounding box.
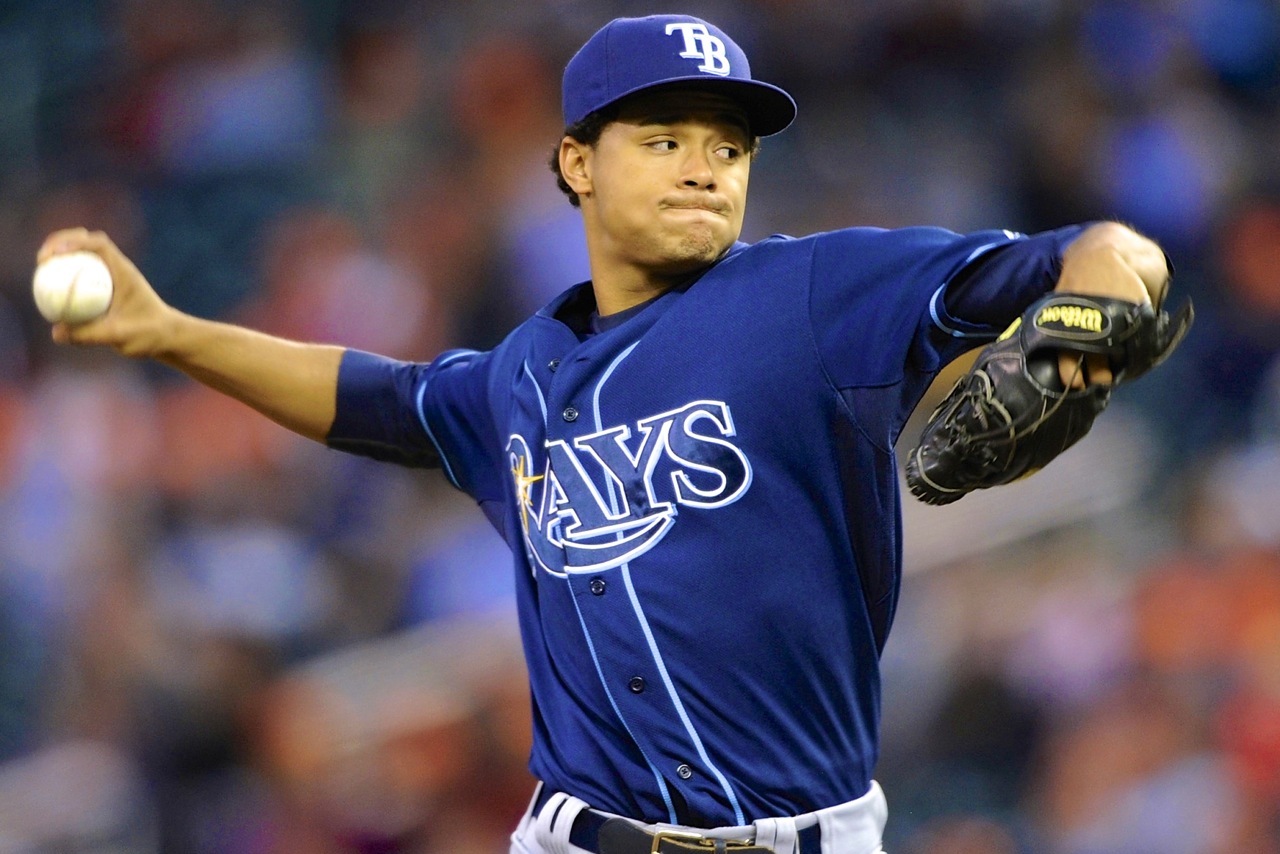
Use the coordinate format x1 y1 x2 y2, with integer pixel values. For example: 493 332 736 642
1035 302 1107 337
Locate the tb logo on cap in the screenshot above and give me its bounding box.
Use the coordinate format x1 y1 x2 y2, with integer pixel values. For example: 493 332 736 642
665 22 731 76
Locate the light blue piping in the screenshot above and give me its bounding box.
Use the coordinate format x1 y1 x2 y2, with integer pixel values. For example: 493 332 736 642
413 350 478 488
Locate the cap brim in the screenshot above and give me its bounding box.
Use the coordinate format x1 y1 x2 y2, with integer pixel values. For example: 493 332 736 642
604 77 797 137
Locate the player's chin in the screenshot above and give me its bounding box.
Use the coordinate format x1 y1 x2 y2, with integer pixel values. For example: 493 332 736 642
665 224 733 267
653 244 726 276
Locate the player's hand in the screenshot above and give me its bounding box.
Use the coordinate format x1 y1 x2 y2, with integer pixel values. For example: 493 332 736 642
1051 222 1167 390
37 228 180 360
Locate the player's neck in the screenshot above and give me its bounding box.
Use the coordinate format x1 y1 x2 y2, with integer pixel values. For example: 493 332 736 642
591 275 678 316
587 254 714 316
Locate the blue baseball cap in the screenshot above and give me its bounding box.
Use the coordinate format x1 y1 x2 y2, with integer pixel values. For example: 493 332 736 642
562 15 797 137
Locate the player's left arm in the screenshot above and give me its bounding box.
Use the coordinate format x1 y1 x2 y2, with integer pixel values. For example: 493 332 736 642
1050 221 1171 388
905 222 1192 504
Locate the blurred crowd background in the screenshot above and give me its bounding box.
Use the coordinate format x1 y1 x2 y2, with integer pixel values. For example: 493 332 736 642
1 0 1278 851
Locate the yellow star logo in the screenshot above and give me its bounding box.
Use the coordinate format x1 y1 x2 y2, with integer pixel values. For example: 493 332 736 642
512 455 544 532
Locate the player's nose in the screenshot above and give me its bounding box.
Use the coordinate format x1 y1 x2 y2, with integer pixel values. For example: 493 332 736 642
679 149 716 190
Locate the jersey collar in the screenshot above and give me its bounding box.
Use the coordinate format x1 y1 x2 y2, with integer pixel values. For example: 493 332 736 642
537 241 751 333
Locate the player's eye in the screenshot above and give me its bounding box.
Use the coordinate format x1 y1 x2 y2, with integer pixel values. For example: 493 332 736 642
647 139 678 152
715 144 741 161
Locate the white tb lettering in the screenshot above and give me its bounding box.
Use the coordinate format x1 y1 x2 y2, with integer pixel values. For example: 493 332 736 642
664 23 731 76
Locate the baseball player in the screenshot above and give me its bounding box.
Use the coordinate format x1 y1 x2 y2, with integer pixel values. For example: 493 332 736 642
38 14 1176 854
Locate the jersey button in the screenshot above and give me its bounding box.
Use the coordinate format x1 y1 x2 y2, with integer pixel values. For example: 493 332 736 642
563 406 579 422
548 358 561 371
676 764 693 780
589 578 606 596
628 676 645 694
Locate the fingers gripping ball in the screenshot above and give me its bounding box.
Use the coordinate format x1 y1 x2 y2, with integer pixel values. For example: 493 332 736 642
33 251 114 325
906 291 1194 505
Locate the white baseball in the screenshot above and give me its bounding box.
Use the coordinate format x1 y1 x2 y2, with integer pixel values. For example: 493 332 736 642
32 251 114 325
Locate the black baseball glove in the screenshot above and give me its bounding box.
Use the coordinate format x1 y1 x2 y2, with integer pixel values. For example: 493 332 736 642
905 291 1193 506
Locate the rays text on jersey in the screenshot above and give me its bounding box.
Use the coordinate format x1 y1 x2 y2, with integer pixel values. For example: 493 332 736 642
507 400 752 576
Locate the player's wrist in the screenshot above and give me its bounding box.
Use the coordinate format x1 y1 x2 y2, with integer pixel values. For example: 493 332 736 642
142 305 200 363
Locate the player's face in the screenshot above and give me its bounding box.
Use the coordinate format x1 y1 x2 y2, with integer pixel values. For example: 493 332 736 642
575 90 752 279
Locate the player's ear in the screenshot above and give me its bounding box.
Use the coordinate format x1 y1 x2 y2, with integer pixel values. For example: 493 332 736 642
559 137 593 201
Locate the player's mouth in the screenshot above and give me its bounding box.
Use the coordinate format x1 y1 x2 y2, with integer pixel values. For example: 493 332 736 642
660 200 730 217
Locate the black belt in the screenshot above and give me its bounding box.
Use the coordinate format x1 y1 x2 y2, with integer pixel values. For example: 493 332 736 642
532 787 824 854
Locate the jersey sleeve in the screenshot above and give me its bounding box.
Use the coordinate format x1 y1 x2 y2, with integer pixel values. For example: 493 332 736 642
809 224 1086 389
326 348 504 502
938 224 1088 331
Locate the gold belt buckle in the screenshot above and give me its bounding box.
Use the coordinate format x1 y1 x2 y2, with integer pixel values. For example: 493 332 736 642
650 829 707 852
650 828 759 852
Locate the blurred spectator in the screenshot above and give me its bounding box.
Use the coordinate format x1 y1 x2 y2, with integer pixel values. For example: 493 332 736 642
250 616 532 853
901 815 1020 854
0 740 159 851
251 206 443 361
145 2 327 177
1033 675 1246 854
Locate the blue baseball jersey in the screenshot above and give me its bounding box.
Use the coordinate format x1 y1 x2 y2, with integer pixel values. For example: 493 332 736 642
328 224 1084 828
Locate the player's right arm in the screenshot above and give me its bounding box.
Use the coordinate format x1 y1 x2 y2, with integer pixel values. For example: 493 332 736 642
38 228 343 444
